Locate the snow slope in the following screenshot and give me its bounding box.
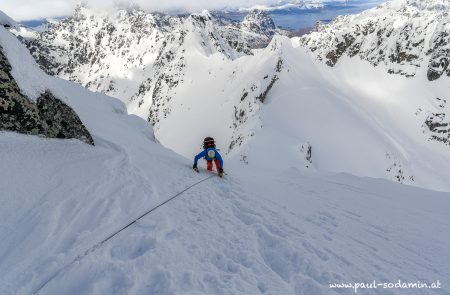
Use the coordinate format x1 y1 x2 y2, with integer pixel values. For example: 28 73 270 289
1 15 450 295
3 130 449 295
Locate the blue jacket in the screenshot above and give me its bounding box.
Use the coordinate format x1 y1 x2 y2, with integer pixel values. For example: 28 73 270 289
194 148 223 168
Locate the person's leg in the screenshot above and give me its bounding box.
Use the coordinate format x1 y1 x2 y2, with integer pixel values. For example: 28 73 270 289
214 159 221 172
207 160 213 171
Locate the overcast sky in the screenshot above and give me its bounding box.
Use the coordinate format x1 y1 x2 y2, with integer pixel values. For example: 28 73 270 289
2 0 309 21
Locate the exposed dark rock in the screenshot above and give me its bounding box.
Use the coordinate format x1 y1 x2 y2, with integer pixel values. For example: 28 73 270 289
300 143 312 168
240 91 249 102
0 45 94 145
385 153 415 184
325 34 356 67
427 57 449 81
228 134 244 151
256 58 283 103
422 97 450 145
256 75 278 103
36 91 94 144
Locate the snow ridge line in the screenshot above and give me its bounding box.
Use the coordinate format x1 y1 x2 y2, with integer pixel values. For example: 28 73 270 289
32 175 215 294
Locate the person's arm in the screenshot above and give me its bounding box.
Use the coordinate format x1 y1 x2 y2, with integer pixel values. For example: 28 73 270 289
194 150 206 167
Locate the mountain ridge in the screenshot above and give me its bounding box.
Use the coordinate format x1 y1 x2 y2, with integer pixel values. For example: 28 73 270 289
296 0 450 80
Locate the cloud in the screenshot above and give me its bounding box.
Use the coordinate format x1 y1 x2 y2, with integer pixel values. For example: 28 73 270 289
4 0 386 21
2 0 324 21
2 0 75 21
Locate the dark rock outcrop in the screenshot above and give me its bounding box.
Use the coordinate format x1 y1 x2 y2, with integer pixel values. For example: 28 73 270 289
420 97 450 146
0 45 94 145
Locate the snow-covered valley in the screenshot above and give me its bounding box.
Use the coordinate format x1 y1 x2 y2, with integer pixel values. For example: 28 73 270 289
1 1 450 294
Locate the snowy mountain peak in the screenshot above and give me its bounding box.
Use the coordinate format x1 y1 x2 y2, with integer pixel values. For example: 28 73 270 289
298 0 450 81
242 10 276 37
199 9 213 19
267 34 290 52
386 0 450 10
189 10 214 28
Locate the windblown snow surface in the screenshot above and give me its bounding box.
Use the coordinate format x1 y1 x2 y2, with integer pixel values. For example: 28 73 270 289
1 11 450 295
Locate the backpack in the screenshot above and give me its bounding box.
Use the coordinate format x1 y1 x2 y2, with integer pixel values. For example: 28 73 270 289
203 137 216 149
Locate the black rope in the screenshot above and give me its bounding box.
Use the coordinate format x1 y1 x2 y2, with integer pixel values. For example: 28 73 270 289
32 175 214 294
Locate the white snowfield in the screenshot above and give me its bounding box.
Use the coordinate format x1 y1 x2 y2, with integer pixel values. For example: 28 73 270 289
1 7 450 295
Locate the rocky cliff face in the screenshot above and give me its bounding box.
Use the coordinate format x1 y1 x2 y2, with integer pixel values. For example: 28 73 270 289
298 0 450 81
0 44 94 145
422 97 450 146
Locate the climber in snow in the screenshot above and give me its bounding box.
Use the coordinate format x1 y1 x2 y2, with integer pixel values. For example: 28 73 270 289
193 137 224 177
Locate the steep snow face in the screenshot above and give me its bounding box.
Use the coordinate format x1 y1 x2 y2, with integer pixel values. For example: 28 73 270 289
297 0 450 80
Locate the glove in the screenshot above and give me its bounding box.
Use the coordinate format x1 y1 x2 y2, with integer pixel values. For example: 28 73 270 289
193 164 199 173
